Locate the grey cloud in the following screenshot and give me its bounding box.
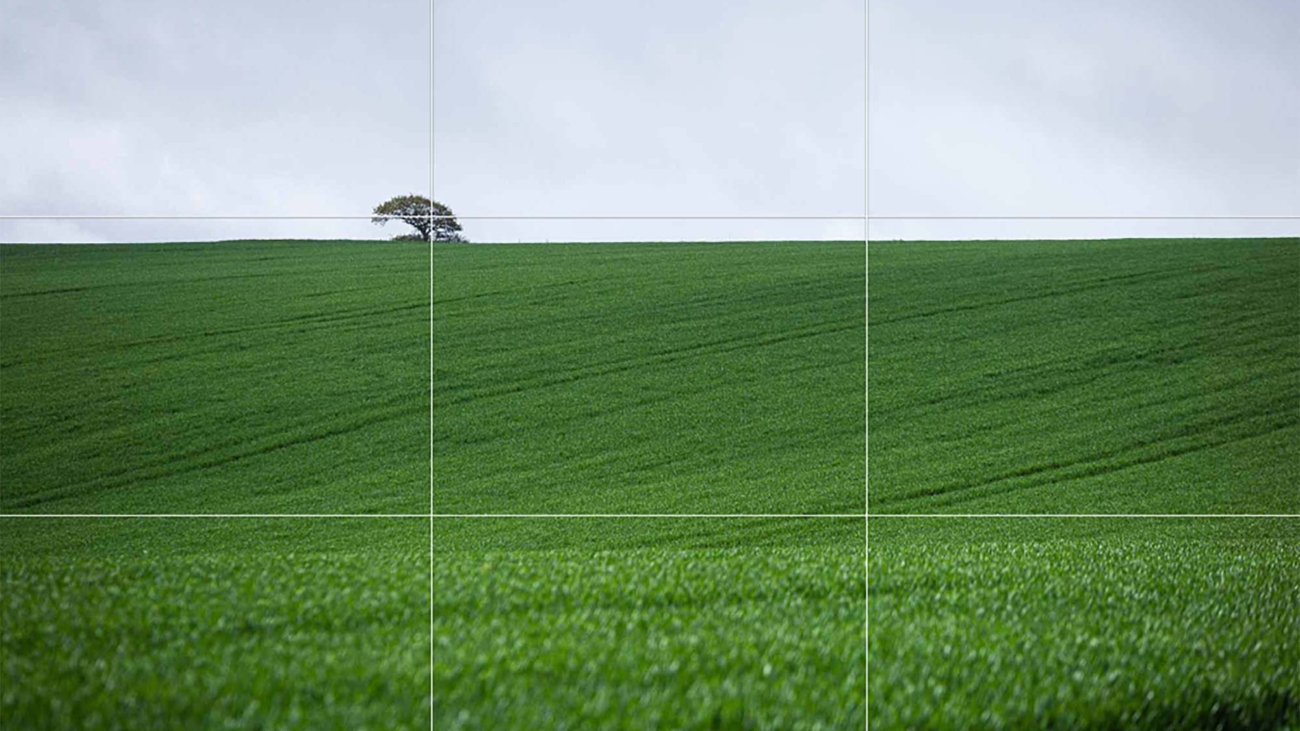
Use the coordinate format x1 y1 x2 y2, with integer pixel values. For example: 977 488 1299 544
869 0 1299 219
5 0 1296 244
434 0 866 219
456 218 865 244
0 217 392 244
868 218 1300 241
1 0 428 238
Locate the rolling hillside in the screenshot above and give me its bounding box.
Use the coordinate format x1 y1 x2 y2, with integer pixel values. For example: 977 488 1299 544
869 238 1299 514
870 517 1300 730
3 238 1297 730
433 241 866 514
0 241 430 514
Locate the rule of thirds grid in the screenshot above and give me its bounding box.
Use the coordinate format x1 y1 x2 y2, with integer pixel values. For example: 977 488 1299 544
4 0 1297 728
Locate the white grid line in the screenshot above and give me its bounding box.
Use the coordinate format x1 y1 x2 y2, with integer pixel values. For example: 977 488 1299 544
5 215 1300 220
1 215 413 220
867 514 1300 519
3 513 1295 519
0 514 431 519
429 513 866 519
0 513 862 519
5 513 1298 519
863 0 871 725
436 0 441 723
439 215 868 220
868 215 1300 220
0 214 866 220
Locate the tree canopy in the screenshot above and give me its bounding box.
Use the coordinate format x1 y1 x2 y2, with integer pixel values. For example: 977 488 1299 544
372 195 464 242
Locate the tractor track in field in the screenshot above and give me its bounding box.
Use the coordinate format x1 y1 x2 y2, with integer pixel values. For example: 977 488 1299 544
878 404 1298 512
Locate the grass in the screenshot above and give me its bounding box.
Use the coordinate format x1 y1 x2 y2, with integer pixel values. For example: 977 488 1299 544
3 237 1298 730
1 517 431 731
869 238 1300 514
871 237 1296 728
869 518 1300 730
433 241 865 514
2 239 865 730
434 517 865 731
0 240 430 514
429 241 867 727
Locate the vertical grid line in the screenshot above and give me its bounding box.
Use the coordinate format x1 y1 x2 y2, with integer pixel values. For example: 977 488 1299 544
863 0 871 725
428 0 436 726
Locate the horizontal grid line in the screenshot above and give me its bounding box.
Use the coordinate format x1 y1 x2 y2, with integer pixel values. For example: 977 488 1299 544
2 215 403 220
870 513 1300 518
442 215 867 221
0 215 865 221
0 514 431 519
868 215 1300 220
433 513 865 518
4 215 1296 220
1 513 1296 519
0 513 864 519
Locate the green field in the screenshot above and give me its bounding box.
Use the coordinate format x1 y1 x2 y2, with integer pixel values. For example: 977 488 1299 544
864 241 1299 726
433 241 865 514
3 237 1298 730
869 238 1299 514
435 518 865 731
1 239 865 729
870 518 1300 730
0 241 430 514
1 517 430 730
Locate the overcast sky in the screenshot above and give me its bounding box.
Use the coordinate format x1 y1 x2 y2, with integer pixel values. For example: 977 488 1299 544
870 0 1299 221
0 0 429 242
1 0 1296 242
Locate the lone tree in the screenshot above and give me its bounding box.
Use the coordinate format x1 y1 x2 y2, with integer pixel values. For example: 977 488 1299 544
372 195 465 242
